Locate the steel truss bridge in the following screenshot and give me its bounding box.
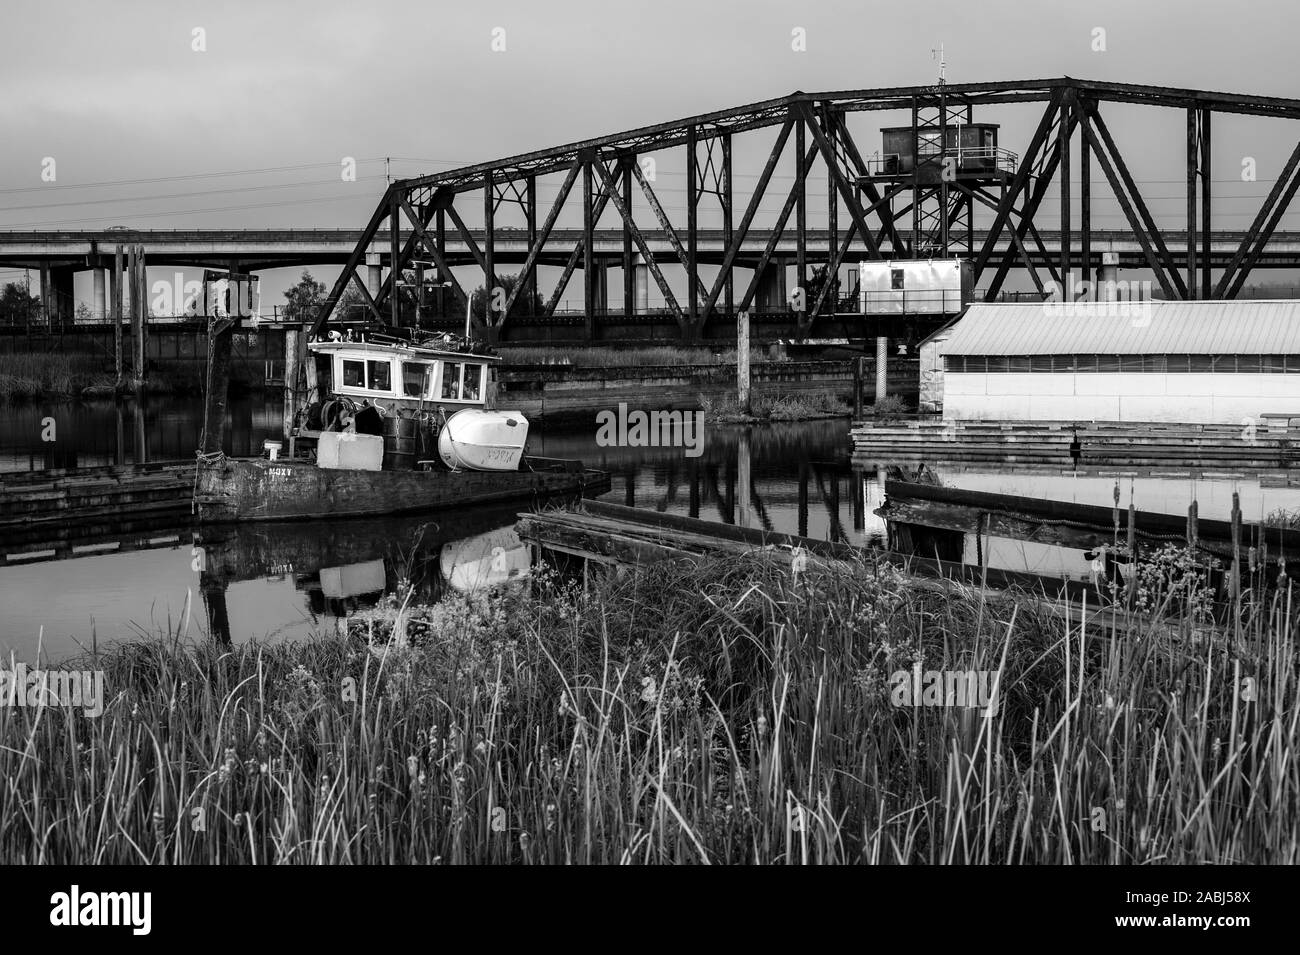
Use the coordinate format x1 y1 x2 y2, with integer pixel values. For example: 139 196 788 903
302 77 1300 343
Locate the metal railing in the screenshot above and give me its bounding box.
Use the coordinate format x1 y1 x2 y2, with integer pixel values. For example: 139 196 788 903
859 289 964 314
864 146 1019 177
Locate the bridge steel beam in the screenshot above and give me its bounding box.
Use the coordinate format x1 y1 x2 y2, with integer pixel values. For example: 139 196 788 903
309 78 1300 338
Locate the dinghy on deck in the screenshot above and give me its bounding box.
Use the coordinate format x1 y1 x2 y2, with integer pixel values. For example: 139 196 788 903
438 408 529 471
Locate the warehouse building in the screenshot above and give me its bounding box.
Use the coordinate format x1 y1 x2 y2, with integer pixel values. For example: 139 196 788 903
931 300 1300 423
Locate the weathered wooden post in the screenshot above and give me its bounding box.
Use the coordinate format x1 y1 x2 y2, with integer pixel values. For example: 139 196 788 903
135 245 147 382
282 325 302 445
853 355 865 418
737 308 751 415
1186 499 1199 548
200 262 238 456
127 245 139 381
1126 501 1137 607
111 245 123 385
1231 491 1242 606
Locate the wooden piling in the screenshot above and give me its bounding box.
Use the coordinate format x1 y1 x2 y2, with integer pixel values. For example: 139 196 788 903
1186 499 1199 547
1126 500 1136 607
200 261 238 456
853 355 864 419
127 245 139 381
111 245 123 384
737 309 751 415
135 245 147 381
1231 491 1242 605
282 326 301 444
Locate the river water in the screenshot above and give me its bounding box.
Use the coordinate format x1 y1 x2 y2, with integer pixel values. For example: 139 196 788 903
6 395 1300 661
0 395 875 659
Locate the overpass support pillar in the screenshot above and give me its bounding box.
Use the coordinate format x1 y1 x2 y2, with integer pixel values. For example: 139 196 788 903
366 252 382 301
93 265 106 320
634 253 649 314
51 266 75 327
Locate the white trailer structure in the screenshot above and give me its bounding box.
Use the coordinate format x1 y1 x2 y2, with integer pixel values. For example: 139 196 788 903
934 300 1300 424
858 259 972 315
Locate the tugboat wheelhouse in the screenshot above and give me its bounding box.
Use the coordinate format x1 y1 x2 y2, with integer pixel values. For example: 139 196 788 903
314 341 494 408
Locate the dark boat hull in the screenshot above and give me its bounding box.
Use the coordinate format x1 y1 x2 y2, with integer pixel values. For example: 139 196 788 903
194 456 608 523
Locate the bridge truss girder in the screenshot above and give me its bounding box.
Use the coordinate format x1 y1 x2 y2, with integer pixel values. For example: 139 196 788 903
312 78 1300 343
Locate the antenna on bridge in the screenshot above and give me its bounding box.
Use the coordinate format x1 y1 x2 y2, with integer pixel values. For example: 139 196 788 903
385 157 392 184
931 43 946 86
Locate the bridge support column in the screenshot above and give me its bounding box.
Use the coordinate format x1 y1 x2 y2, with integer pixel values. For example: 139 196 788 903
593 260 609 316
93 265 106 320
875 334 888 403
366 252 382 300
634 253 649 314
756 258 786 310
1098 251 1119 301
41 265 76 328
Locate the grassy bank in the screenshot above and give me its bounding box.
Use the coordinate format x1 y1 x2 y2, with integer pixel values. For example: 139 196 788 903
701 387 850 422
0 353 206 403
2 549 1294 864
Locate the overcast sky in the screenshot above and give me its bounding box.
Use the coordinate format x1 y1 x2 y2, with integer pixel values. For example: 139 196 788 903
2 0 1298 297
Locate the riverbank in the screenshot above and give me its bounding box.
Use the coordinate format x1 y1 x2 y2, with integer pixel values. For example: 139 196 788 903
4 548 1291 864
498 356 915 424
0 353 207 403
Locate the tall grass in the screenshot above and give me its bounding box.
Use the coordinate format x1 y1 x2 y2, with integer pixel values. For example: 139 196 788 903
1 550 1295 864
702 387 849 422
0 352 205 402
0 353 116 402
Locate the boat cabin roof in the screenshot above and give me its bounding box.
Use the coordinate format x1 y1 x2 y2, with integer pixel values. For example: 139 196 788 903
308 340 500 363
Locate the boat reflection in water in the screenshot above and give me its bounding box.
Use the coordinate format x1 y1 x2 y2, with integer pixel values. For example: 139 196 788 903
440 527 532 593
195 500 559 643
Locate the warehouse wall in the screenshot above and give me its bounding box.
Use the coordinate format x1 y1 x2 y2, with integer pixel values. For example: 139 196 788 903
943 371 1300 423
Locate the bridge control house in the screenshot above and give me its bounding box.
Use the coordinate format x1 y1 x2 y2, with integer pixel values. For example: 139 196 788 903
927 300 1300 424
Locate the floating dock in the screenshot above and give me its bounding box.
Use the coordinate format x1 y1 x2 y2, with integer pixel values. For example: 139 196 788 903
878 479 1293 562
516 500 1135 631
0 461 196 528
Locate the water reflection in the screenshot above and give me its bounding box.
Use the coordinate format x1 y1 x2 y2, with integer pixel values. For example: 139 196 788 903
15 393 1291 658
1 397 866 658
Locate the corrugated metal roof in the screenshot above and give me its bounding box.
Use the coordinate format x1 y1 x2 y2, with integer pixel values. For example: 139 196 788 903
942 301 1300 355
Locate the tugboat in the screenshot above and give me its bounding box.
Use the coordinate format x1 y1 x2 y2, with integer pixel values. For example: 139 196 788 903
194 321 607 523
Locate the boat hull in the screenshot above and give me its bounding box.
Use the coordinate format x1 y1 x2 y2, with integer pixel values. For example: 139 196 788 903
194 456 607 523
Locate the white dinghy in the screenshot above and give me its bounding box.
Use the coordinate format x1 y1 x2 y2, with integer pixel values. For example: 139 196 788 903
438 408 530 471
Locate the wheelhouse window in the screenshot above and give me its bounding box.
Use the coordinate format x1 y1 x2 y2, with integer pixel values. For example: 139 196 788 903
402 361 431 398
368 360 391 392
441 362 461 400
342 359 365 388
462 363 483 401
